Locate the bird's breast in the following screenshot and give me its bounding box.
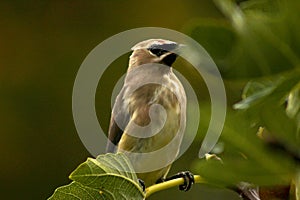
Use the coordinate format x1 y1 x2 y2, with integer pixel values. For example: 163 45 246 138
118 75 185 154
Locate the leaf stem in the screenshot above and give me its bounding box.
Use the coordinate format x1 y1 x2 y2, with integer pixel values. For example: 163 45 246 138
145 175 205 198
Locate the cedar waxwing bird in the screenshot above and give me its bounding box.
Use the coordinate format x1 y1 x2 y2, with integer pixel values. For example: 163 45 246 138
106 39 194 191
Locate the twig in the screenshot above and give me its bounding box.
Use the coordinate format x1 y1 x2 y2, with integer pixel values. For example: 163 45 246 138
145 175 205 198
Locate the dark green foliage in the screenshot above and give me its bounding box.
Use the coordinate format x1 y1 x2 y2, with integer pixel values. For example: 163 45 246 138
188 1 300 198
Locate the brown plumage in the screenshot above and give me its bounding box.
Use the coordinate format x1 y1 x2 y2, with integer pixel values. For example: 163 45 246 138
106 39 186 187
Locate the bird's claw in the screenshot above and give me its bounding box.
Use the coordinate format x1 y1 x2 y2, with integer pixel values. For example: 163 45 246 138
157 171 194 191
177 171 194 191
138 179 146 191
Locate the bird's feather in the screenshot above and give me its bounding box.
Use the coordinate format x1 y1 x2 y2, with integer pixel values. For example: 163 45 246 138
106 89 130 153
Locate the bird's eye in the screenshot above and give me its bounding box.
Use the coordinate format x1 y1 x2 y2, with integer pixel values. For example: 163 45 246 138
148 48 168 57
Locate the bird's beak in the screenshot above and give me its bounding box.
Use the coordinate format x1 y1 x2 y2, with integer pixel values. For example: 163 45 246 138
161 44 185 66
172 44 186 56
160 43 185 58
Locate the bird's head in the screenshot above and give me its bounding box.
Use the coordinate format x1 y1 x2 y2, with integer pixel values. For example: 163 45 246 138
128 39 181 70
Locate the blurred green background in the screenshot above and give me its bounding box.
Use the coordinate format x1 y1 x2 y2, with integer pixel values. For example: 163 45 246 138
2 0 300 199
0 1 227 199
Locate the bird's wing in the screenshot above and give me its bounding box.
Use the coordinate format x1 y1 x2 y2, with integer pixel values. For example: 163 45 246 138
106 116 123 153
106 89 130 153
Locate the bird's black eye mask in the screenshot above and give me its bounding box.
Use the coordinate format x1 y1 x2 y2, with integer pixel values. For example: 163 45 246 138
148 48 168 57
147 43 178 57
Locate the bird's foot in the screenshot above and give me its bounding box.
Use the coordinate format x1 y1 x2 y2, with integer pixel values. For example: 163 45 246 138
166 171 195 191
138 179 146 191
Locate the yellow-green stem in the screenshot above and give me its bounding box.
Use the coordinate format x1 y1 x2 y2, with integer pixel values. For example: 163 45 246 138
145 175 205 198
